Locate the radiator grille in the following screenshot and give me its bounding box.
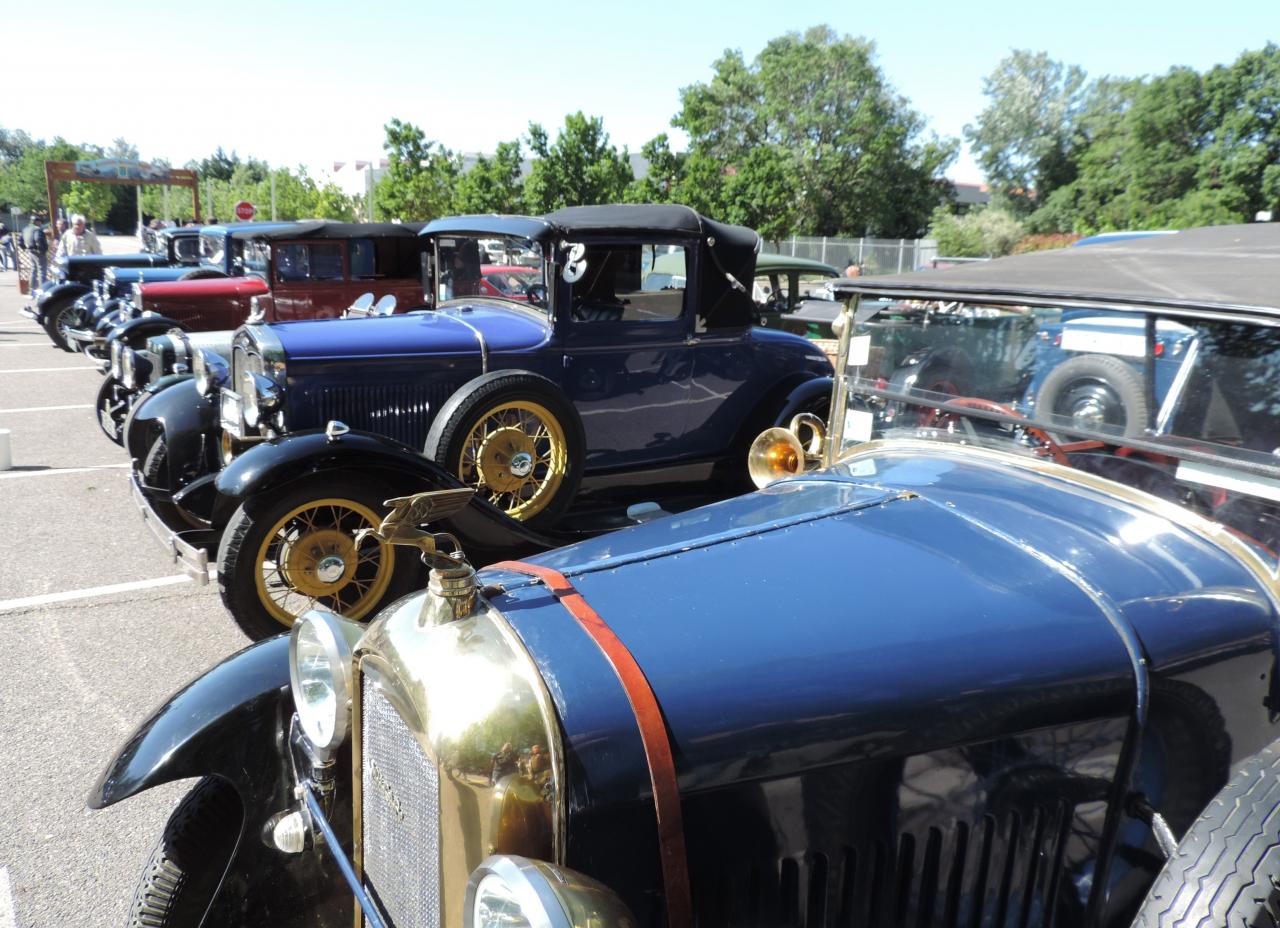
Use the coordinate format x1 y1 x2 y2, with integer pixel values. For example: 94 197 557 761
307 382 459 448
362 676 441 928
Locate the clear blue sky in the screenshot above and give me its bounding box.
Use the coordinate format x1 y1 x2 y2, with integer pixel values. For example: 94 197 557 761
10 0 1276 188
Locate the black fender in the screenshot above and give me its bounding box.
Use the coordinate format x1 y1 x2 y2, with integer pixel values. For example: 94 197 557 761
212 429 575 558
771 375 833 426
124 377 218 486
106 313 189 348
88 636 353 927
35 281 90 313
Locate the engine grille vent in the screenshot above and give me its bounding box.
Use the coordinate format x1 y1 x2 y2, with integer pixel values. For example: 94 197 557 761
362 676 441 928
307 382 459 448
695 803 1074 928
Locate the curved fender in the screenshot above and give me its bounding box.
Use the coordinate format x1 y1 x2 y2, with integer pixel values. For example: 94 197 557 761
35 281 90 312
123 377 217 481
88 637 354 928
212 429 573 556
106 314 189 347
89 636 290 809
772 375 834 426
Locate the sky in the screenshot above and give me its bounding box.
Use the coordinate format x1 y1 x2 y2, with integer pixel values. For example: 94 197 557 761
8 0 1276 195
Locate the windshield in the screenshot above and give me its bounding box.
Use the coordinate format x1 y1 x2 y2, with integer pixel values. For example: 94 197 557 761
835 297 1280 569
434 235 547 309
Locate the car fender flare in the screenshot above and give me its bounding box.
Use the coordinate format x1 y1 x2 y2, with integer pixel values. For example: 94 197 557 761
106 314 189 347
212 429 571 557
88 636 290 810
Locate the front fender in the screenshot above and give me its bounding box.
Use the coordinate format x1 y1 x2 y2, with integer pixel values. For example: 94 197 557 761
106 314 189 348
124 377 217 483
213 429 570 557
89 636 290 809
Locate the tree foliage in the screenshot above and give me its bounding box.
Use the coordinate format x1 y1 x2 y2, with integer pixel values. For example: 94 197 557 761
675 26 955 237
522 112 633 213
373 118 459 222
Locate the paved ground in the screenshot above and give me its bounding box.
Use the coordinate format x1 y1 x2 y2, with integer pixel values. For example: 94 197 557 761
0 242 249 927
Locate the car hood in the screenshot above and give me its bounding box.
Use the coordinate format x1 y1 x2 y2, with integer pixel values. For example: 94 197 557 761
140 277 268 299
272 302 551 361
482 443 1277 804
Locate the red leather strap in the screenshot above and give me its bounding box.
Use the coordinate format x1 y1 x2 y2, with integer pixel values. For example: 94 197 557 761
491 560 693 928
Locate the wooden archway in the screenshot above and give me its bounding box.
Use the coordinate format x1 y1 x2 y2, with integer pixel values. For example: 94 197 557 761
44 159 200 223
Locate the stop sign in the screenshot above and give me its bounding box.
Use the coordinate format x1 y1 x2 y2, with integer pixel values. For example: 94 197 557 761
234 200 256 221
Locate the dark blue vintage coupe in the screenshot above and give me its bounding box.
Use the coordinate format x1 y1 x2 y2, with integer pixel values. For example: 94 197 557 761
91 222 1280 928
129 205 833 637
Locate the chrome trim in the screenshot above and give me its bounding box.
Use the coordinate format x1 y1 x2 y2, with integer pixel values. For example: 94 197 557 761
353 590 566 928
835 439 1280 600
447 311 490 374
130 472 210 584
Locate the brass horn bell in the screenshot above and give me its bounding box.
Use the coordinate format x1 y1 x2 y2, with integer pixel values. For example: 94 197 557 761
747 412 826 488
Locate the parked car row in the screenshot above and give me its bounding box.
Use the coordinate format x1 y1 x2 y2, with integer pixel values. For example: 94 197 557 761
18 212 1280 927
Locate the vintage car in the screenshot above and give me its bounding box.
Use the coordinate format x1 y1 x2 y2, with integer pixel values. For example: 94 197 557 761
127 205 833 638
59 221 300 354
92 222 430 442
24 226 203 348
92 222 1280 928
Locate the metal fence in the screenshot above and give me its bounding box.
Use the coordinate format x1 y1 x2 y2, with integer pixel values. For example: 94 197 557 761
762 236 938 276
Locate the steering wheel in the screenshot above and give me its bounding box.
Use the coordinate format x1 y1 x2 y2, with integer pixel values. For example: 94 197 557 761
920 396 1070 466
525 283 548 308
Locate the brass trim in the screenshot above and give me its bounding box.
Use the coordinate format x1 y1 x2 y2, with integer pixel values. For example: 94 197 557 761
835 438 1280 607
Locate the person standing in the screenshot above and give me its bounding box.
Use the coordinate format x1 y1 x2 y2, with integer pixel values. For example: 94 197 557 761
22 216 49 287
55 214 102 259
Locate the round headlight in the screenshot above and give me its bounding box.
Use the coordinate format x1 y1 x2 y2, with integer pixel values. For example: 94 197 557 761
288 609 361 756
464 857 637 928
110 339 125 380
121 348 137 390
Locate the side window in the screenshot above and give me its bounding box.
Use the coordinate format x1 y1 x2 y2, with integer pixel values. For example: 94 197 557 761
350 239 376 279
571 243 685 324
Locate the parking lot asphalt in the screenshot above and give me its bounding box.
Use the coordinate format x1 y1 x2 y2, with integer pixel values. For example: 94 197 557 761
0 254 249 927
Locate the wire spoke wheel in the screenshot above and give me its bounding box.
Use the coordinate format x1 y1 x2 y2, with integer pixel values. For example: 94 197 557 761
252 496 392 628
456 399 568 520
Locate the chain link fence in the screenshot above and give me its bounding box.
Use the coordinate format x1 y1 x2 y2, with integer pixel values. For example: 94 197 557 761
762 236 939 275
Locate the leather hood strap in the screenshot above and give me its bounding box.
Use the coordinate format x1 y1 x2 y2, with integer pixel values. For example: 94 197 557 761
491 560 693 928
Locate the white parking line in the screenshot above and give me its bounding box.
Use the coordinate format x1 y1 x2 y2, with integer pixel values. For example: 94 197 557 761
0 573 212 614
0 403 93 413
0 366 99 374
0 463 129 480
0 866 14 928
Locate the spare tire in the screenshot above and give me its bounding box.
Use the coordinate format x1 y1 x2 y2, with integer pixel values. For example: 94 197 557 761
177 267 227 281
1035 353 1148 436
424 372 584 527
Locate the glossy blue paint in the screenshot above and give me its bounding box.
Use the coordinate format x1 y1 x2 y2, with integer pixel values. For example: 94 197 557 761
481 443 1279 923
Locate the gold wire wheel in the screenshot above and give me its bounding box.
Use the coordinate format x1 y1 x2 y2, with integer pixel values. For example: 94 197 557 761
252 497 393 627
456 400 567 520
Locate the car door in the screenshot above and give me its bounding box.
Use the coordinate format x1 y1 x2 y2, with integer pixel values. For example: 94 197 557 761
558 240 694 470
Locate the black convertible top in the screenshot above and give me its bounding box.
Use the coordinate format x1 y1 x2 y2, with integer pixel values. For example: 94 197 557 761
835 223 1280 315
230 220 426 241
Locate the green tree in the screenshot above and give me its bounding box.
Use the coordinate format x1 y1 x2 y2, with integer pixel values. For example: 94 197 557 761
374 118 459 221
522 112 633 212
454 140 525 214
675 26 955 237
965 51 1087 213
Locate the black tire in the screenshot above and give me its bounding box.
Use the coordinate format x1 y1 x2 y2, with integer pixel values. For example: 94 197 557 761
95 376 127 445
177 268 226 281
127 777 241 928
423 372 584 528
1036 353 1148 436
42 297 81 352
1133 740 1280 927
217 475 425 641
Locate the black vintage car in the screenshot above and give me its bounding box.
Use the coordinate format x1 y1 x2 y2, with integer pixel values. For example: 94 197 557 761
93 223 1280 928
23 226 203 349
